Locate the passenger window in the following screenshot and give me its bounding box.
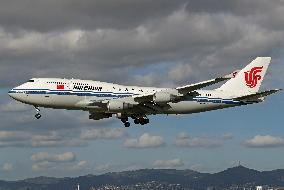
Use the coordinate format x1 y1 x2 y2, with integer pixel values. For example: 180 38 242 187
27 79 34 82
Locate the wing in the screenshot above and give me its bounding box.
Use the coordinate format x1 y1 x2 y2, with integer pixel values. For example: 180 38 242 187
133 69 240 103
176 77 228 95
176 69 240 94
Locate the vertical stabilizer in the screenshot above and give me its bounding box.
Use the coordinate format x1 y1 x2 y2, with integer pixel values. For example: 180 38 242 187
217 57 271 95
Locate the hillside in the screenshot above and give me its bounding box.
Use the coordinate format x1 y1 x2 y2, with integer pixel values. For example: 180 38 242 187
0 166 284 190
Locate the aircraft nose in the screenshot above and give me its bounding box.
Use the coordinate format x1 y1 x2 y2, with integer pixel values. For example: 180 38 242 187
8 89 17 99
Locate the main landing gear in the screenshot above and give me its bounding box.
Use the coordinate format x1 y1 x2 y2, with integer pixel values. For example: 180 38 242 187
121 117 131 128
120 116 149 127
133 117 149 125
34 107 41 119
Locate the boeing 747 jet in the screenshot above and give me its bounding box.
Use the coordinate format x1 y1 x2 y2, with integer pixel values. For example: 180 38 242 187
8 57 281 127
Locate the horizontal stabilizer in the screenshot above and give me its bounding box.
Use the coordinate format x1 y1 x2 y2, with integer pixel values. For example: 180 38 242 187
233 89 281 101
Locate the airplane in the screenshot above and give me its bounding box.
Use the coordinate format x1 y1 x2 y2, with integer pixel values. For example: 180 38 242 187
8 57 281 127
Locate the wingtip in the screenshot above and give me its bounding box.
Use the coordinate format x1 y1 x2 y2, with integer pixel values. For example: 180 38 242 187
272 88 282 93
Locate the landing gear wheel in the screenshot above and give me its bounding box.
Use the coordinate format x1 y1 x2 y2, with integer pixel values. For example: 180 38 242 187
121 118 128 123
139 118 145 124
134 118 140 124
35 113 41 119
144 118 149 124
124 122 130 127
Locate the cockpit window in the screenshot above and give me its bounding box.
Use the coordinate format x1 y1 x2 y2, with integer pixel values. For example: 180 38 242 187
27 79 35 82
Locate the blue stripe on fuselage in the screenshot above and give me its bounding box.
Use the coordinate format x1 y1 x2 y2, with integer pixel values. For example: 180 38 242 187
192 97 242 105
11 88 137 98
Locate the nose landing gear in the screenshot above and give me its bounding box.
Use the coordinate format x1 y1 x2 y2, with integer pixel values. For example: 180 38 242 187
34 107 41 119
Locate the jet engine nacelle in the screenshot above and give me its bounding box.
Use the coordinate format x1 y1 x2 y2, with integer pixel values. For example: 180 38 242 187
153 91 176 103
107 100 133 112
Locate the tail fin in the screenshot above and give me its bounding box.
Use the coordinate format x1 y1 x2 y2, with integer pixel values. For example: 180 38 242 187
217 57 271 95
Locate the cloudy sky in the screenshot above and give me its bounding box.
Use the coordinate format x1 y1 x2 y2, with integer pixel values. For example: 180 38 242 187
0 0 283 180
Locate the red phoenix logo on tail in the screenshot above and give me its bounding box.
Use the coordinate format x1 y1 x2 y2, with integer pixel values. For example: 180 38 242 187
244 66 263 88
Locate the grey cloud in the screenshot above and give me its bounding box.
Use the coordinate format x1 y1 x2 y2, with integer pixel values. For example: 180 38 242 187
32 160 89 172
0 130 86 148
1 0 281 33
31 152 76 163
123 133 165 148
153 158 184 169
2 163 13 172
0 127 126 148
0 0 183 32
244 135 284 148
30 152 90 173
0 131 30 141
81 128 128 140
31 161 52 172
222 133 234 140
174 132 233 148
0 101 31 112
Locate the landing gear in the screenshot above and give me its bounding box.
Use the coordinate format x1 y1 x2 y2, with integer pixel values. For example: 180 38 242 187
144 118 149 124
139 118 146 125
124 122 130 127
134 118 140 124
121 117 128 123
34 106 41 119
118 114 150 127
121 117 130 127
134 117 149 125
35 113 42 119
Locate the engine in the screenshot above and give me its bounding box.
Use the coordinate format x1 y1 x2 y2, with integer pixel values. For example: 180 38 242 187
107 100 133 112
153 91 176 103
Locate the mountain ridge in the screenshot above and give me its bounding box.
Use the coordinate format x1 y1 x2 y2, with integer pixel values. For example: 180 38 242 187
0 166 284 190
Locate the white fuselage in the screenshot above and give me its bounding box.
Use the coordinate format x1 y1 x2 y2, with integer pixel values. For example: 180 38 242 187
8 78 242 115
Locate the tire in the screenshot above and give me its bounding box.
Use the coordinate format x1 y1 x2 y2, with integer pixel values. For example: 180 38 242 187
139 118 144 124
121 118 128 123
35 113 41 119
144 118 149 124
124 122 130 127
134 119 139 124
